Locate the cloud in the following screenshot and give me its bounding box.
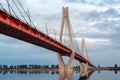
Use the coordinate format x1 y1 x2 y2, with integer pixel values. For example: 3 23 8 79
71 7 120 40
63 0 120 5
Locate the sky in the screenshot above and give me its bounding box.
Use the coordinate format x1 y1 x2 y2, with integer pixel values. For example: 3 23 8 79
0 0 120 67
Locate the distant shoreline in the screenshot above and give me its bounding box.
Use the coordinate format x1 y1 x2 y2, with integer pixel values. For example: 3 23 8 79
89 67 120 71
0 68 59 71
0 67 120 71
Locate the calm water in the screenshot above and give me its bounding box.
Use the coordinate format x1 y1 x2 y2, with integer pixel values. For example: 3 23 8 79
0 70 120 80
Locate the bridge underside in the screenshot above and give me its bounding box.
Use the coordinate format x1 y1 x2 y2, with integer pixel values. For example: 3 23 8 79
0 21 68 55
0 20 87 63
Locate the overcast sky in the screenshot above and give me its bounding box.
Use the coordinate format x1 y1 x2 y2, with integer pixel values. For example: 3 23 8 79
0 0 120 66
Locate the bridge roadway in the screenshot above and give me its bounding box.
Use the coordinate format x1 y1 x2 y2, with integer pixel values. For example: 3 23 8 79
0 10 93 66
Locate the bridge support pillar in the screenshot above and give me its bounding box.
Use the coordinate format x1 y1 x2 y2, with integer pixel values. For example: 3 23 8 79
57 6 75 75
79 39 89 76
80 62 83 73
79 62 88 76
84 63 88 77
59 65 74 80
57 52 75 74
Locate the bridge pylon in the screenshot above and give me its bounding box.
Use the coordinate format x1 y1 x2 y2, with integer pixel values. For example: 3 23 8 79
57 7 75 74
80 39 89 76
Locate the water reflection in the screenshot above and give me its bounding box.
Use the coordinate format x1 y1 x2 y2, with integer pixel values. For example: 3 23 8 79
0 70 119 80
97 69 119 75
114 70 118 74
0 70 59 75
78 71 94 80
59 70 94 80
59 71 74 80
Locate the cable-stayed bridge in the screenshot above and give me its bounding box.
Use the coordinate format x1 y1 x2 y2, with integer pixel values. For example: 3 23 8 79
0 0 94 75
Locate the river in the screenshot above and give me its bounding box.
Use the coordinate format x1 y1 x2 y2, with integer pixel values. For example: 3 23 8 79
0 70 119 80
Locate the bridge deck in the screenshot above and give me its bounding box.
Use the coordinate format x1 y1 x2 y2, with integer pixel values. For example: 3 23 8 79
0 10 93 66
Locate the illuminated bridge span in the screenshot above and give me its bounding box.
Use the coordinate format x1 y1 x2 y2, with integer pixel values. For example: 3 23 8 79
0 1 94 75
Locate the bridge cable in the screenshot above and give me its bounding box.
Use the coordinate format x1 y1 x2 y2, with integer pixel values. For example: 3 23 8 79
53 29 56 40
4 0 19 20
16 0 36 29
8 5 19 19
45 23 49 36
0 3 6 11
69 19 81 54
27 10 32 27
12 0 28 24
72 29 80 53
16 0 50 35
6 0 11 16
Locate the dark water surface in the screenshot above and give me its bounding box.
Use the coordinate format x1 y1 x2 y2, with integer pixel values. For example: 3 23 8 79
0 70 120 80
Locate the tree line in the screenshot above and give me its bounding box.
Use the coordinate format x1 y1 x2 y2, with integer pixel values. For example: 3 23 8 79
0 64 59 69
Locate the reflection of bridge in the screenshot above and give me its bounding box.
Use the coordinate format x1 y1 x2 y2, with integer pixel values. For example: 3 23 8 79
0 1 94 74
59 70 94 80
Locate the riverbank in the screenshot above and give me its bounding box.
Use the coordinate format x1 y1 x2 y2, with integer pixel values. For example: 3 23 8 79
0 67 120 71
89 67 120 71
